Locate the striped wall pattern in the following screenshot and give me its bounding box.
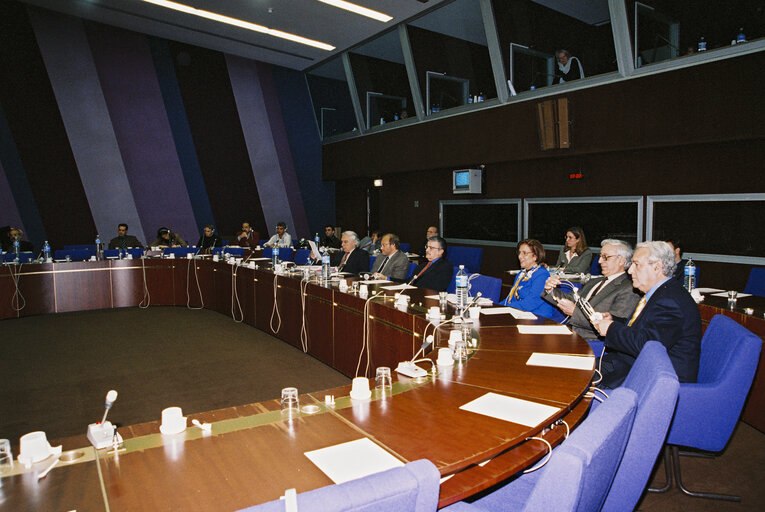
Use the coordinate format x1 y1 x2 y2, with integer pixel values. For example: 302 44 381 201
0 2 332 251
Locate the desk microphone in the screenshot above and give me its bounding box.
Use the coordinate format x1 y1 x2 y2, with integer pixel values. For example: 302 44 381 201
411 337 433 362
101 390 118 424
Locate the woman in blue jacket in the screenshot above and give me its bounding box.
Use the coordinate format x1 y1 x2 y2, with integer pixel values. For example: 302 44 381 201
501 239 557 319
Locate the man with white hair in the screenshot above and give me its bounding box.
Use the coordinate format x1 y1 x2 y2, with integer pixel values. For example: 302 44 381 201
331 231 369 275
543 239 640 347
594 241 701 389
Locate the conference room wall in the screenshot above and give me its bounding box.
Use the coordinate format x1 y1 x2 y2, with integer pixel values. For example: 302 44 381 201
330 51 764 290
0 2 332 251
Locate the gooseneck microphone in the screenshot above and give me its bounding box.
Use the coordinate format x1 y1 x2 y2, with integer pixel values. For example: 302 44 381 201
410 337 433 362
101 390 118 425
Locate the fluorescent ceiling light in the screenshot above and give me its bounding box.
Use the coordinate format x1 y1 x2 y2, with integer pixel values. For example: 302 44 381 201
318 0 393 22
142 0 335 51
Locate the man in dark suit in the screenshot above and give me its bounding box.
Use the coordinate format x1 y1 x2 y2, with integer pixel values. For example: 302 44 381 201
411 236 453 292
543 239 640 345
371 233 409 282
594 241 701 389
108 224 143 249
331 231 369 275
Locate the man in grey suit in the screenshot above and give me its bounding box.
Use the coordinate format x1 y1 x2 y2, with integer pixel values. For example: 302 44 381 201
371 233 410 282
543 239 640 347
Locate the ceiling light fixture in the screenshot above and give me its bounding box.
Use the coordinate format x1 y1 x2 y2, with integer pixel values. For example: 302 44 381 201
317 0 393 22
142 0 335 51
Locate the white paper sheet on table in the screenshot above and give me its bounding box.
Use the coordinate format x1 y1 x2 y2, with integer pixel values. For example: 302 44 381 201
526 352 595 371
507 308 537 319
480 307 514 316
251 257 270 261
382 284 417 290
695 287 723 293
425 294 441 299
460 392 561 427
517 325 572 335
304 438 404 484
710 291 752 298
357 279 391 284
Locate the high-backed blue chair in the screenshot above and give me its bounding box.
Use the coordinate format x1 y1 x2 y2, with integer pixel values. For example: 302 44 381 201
238 459 440 512
406 262 417 279
589 257 602 276
293 249 312 265
444 388 638 512
447 246 483 274
369 255 377 271
54 249 92 261
743 267 765 297
399 242 411 253
600 341 679 512
649 315 761 501
2 252 35 263
467 274 502 303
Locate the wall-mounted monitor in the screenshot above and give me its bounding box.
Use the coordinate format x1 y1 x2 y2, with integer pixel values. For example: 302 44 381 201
453 169 483 194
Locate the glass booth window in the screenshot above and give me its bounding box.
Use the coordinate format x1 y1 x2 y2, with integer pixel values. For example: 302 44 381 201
492 0 617 93
407 0 496 115
628 0 765 68
306 56 357 139
348 29 414 129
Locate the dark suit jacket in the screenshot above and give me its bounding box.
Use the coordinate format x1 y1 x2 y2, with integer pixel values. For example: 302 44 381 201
412 258 453 292
332 248 369 275
371 250 409 282
234 231 260 249
542 273 640 340
601 277 701 389
108 235 143 249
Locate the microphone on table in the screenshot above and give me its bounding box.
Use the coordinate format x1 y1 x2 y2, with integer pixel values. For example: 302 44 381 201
411 337 434 362
101 390 118 425
88 389 121 449
459 292 483 318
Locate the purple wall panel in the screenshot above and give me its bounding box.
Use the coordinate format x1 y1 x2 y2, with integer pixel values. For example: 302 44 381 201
0 160 25 233
85 22 198 244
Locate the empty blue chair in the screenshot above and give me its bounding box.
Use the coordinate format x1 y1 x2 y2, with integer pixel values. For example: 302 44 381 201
447 246 483 274
445 388 638 512
293 249 312 265
399 242 411 253
600 341 679 512
743 267 765 297
649 315 761 501
54 249 92 261
259 239 269 247
2 252 35 263
589 257 602 276
467 274 502 303
238 459 440 512
446 267 461 293
406 262 417 279
277 247 293 261
262 247 273 259
369 255 377 271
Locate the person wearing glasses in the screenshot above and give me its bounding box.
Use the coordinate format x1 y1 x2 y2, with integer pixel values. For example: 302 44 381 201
554 226 593 274
543 239 640 346
410 236 453 292
371 233 409 282
500 239 556 319
592 241 701 389
264 222 292 248
331 231 369 275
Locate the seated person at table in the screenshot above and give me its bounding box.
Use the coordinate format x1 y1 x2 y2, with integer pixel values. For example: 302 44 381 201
500 239 556 319
196 225 222 252
331 231 369 275
593 241 701 389
666 238 688 282
371 233 409 282
108 223 143 249
1 227 34 253
358 230 381 253
264 222 292 248
410 236 453 292
234 222 259 249
543 239 640 346
422 226 439 255
555 226 593 274
319 224 342 249
149 227 187 248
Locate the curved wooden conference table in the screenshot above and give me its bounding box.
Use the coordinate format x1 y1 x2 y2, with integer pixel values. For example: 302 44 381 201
0 257 596 511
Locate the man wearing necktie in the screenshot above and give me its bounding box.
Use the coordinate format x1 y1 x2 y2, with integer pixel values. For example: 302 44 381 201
543 239 640 350
410 236 453 292
371 233 409 282
331 231 369 275
593 241 701 389
108 224 143 250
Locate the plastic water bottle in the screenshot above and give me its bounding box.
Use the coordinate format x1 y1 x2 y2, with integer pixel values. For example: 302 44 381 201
698 36 707 51
314 232 320 246
683 259 696 291
13 239 20 260
43 240 51 262
321 250 331 281
95 235 102 260
737 27 746 44
456 265 468 310
272 249 279 268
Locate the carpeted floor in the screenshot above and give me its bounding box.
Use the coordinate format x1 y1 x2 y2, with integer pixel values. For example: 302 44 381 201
1 307 350 442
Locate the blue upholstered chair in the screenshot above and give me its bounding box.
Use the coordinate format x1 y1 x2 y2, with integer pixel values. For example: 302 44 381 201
406 262 417 279
293 249 312 265
238 459 440 512
369 255 376 271
600 341 679 512
589 257 602 276
743 267 765 297
447 246 483 274
649 315 761 501
467 274 502 303
2 252 35 263
399 242 411 253
277 247 294 261
54 248 92 261
444 388 638 512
